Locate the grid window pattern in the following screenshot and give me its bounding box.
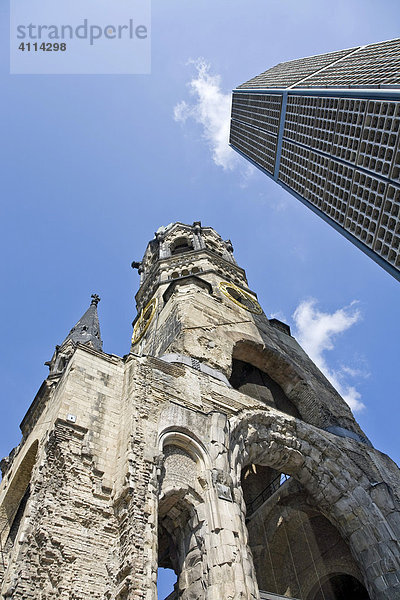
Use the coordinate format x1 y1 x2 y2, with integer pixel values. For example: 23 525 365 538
279 140 309 195
346 171 387 248
357 100 400 179
279 151 353 227
331 98 367 163
282 96 400 184
232 94 400 275
392 137 400 183
277 142 400 272
311 98 339 153
323 161 355 225
284 96 318 147
237 47 358 89
294 38 400 88
302 151 330 208
231 93 282 136
374 185 400 267
230 120 277 175
284 96 339 152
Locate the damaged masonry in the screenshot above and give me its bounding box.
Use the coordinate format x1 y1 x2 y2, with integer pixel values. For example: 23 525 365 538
1 222 399 600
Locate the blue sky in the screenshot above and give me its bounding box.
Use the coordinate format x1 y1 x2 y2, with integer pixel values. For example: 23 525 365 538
1 0 399 597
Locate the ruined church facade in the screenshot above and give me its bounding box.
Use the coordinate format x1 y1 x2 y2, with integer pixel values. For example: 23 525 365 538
1 222 399 600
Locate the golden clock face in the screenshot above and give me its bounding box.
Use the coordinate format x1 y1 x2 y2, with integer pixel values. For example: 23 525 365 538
132 297 157 344
218 281 262 314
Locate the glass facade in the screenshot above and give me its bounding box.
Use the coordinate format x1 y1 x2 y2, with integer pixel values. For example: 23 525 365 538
230 39 400 281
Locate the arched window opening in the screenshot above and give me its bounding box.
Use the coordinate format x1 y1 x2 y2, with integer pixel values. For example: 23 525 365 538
157 437 206 600
158 495 203 600
158 520 178 599
171 237 193 256
157 568 177 600
207 240 223 256
0 441 38 567
241 464 289 519
243 481 370 600
57 356 67 373
4 484 30 553
307 573 369 600
230 358 300 418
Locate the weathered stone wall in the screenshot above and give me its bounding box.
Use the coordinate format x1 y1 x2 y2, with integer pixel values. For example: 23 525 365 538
2 420 118 599
110 356 160 600
156 403 259 600
1 347 400 600
0 345 124 599
133 244 368 438
230 409 400 600
2 223 400 600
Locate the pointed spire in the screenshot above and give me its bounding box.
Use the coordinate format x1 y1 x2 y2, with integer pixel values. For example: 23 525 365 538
61 294 103 352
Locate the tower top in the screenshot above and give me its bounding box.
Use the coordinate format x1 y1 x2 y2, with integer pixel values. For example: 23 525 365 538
136 221 236 268
61 294 103 352
132 221 245 312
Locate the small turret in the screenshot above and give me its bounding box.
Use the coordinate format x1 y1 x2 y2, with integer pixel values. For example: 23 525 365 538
45 294 103 376
61 294 102 352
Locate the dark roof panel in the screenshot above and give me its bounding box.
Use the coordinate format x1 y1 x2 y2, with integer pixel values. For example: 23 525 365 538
237 48 359 89
62 295 103 352
293 38 400 88
237 39 400 90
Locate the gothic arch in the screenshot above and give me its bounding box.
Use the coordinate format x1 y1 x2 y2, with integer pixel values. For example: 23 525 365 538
231 339 304 390
157 432 208 600
158 429 211 473
170 237 193 256
158 489 206 600
247 483 366 599
230 410 400 600
306 572 369 600
230 339 368 436
231 339 321 424
230 357 301 418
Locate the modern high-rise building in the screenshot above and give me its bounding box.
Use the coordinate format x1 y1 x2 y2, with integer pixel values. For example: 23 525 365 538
1 222 400 600
230 38 400 281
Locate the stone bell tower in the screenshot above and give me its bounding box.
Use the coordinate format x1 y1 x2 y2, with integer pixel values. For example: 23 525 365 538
1 222 400 600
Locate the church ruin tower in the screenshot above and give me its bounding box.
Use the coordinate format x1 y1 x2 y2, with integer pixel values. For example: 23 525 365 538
1 222 400 600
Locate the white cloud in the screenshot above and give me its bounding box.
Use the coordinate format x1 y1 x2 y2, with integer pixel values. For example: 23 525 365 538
292 299 365 412
174 59 246 172
269 310 287 322
253 191 290 211
340 365 370 379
